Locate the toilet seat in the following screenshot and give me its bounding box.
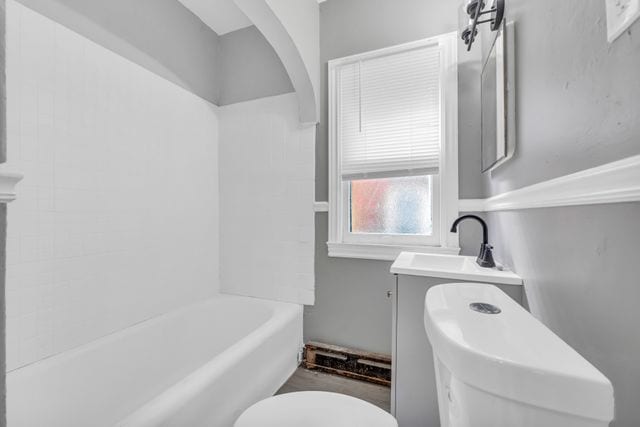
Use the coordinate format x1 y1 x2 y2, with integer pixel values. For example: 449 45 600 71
234 391 398 427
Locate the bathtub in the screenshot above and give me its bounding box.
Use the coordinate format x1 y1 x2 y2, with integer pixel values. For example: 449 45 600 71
7 295 303 427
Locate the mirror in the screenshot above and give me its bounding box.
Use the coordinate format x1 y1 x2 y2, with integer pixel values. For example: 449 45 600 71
481 20 515 172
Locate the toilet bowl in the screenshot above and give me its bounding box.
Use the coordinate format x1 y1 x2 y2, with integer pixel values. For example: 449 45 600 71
234 391 397 427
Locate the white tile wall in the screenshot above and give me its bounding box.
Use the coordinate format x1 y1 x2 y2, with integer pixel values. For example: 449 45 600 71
218 94 315 305
5 0 220 371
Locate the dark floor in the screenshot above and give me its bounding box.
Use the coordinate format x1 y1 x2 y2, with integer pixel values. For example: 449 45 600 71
276 367 391 412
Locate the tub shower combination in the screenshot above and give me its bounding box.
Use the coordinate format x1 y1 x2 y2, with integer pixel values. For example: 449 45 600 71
8 296 303 427
5 0 314 425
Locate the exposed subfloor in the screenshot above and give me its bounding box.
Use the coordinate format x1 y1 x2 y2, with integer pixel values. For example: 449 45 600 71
276 367 391 412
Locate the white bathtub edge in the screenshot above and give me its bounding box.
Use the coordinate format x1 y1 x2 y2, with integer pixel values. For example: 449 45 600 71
117 303 303 426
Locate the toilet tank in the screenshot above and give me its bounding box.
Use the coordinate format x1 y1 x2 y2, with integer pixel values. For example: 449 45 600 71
424 283 614 427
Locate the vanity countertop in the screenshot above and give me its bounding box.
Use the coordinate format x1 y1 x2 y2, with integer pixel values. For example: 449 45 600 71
390 252 523 285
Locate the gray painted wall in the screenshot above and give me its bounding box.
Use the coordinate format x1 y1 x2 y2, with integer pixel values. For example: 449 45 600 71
483 0 640 196
489 205 640 427
1 0 6 424
218 26 294 106
0 204 5 427
17 0 222 104
14 0 295 106
0 0 4 164
484 1 640 426
307 0 485 355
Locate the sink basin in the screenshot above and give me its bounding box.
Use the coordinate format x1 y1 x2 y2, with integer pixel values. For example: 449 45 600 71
409 252 467 271
390 252 522 285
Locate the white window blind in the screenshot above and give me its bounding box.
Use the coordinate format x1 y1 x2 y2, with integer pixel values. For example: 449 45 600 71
337 44 442 180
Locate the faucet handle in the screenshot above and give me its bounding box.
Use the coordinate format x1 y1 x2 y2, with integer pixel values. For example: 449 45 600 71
477 243 496 269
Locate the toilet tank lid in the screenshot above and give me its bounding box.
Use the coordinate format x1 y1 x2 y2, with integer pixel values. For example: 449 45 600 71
424 283 614 423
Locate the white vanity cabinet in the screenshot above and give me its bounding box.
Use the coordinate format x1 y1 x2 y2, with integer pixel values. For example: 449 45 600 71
389 253 523 427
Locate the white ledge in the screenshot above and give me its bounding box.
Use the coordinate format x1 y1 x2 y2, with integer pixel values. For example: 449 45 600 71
459 154 640 212
0 171 24 203
313 201 329 212
327 242 460 261
459 199 486 212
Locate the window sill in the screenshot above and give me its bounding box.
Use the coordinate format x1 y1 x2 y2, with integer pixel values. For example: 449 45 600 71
326 242 461 261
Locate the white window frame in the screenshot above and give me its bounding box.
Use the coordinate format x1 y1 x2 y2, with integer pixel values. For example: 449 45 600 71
327 32 460 261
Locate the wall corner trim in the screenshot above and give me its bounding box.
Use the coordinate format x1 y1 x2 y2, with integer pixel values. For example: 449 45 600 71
0 171 23 203
459 154 640 212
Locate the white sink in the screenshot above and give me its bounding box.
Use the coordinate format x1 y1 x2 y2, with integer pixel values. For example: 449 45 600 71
390 252 522 285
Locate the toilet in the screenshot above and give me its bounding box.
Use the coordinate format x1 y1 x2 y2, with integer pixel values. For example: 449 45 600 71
425 283 615 427
234 391 397 427
238 283 615 427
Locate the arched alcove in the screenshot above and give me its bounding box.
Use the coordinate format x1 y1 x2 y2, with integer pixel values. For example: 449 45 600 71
234 0 320 125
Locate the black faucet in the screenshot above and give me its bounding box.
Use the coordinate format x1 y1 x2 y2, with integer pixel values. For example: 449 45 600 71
450 215 496 268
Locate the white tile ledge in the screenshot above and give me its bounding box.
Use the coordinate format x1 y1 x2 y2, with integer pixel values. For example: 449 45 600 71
0 170 24 203
313 201 329 212
327 242 460 261
460 153 640 212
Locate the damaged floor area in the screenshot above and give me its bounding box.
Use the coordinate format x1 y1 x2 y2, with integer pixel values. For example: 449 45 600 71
276 368 391 412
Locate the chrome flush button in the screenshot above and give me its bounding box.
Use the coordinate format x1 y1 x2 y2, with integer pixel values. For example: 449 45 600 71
469 302 501 314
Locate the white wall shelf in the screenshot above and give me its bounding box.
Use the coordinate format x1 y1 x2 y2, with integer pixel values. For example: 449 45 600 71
459 154 640 212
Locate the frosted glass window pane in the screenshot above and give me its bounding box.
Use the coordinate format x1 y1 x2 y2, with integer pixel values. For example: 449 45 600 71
349 175 433 235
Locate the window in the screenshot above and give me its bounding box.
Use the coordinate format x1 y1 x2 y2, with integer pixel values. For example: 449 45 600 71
328 33 460 260
349 175 433 235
